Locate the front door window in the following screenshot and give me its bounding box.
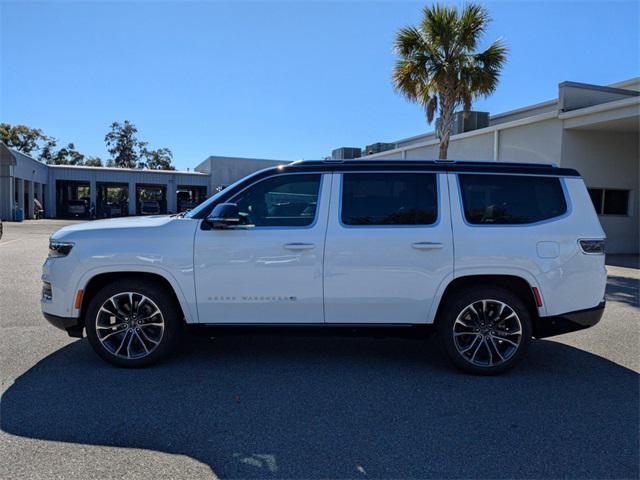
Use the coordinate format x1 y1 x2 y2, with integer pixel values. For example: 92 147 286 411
230 174 321 227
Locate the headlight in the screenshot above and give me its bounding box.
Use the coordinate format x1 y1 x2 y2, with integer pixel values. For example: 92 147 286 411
49 240 74 257
42 281 53 301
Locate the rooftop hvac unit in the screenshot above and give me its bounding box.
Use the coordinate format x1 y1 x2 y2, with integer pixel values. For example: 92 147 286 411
331 147 362 160
364 142 396 156
436 111 490 136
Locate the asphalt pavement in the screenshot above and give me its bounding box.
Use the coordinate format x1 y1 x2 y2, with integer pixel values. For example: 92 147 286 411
1 219 638 479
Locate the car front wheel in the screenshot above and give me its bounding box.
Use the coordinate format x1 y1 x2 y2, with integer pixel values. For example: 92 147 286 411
438 286 533 375
85 279 181 367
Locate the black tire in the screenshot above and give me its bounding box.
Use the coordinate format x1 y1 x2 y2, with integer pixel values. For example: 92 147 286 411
85 278 181 367
437 286 532 375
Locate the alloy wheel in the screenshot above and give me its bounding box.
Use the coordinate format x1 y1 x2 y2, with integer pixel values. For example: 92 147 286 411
95 292 165 359
452 299 523 367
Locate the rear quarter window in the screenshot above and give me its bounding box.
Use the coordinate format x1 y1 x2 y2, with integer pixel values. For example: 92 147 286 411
341 173 438 226
459 174 567 225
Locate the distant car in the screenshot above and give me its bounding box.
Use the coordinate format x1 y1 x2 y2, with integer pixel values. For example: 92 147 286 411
178 201 197 213
140 200 161 215
66 200 88 217
106 203 124 217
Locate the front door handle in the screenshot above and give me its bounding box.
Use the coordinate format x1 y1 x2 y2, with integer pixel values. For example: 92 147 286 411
283 242 316 251
412 241 444 250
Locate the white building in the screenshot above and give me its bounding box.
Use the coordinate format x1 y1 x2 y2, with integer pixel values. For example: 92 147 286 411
0 148 283 221
337 78 639 254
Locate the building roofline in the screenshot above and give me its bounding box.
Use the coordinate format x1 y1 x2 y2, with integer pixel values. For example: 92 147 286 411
0 144 207 175
203 155 290 162
609 77 640 89
379 76 640 150
365 111 558 159
559 80 640 97
48 164 208 175
558 95 640 120
488 99 558 121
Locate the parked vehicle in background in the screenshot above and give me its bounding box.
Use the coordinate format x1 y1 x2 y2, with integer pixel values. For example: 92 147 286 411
140 200 160 215
66 200 88 217
41 160 607 374
105 203 123 217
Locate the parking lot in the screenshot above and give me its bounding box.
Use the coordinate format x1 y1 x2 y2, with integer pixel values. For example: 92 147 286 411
0 219 638 479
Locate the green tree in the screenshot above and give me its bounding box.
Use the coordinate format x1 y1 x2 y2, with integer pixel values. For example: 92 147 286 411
37 136 59 163
140 147 175 170
84 156 103 167
49 143 85 165
104 120 141 168
0 123 47 155
392 3 507 159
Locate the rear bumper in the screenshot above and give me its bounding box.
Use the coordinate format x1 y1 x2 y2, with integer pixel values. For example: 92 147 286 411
534 301 605 339
43 312 84 338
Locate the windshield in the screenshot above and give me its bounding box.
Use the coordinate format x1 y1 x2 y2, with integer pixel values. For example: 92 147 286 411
185 169 270 219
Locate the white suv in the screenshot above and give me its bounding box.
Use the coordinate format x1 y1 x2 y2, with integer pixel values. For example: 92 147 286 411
42 160 607 374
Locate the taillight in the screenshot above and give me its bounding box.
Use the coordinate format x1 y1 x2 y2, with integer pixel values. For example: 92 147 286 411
579 239 605 254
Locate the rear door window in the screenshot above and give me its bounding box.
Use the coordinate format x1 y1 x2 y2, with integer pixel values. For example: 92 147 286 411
458 174 567 225
341 173 438 226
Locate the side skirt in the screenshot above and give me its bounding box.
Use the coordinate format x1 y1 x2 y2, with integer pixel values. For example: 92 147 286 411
185 323 435 339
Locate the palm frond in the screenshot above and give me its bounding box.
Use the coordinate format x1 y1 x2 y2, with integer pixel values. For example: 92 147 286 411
392 2 507 131
456 4 489 51
393 26 425 57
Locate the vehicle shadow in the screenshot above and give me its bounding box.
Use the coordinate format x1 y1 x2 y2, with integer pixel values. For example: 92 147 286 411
1 335 638 479
606 274 639 309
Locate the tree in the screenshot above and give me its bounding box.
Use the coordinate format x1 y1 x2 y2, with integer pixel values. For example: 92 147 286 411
37 136 59 164
49 143 85 165
104 120 141 168
392 3 507 159
84 156 103 167
0 123 47 155
104 120 174 170
140 147 175 170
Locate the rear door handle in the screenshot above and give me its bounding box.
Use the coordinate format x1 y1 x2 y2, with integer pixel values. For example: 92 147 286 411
412 241 444 250
283 242 316 251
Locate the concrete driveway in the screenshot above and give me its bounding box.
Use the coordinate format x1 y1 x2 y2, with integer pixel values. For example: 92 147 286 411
1 220 638 479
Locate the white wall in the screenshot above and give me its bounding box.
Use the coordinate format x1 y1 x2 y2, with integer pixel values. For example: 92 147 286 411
405 144 438 159
561 129 639 254
498 119 563 164
196 156 285 191
446 132 494 160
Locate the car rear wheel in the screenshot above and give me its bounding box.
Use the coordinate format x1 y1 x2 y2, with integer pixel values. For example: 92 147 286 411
85 279 181 367
438 286 532 375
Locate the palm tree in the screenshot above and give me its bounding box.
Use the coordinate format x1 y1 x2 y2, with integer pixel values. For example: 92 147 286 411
392 3 507 160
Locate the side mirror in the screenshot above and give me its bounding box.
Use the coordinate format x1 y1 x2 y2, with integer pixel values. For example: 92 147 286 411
207 203 241 229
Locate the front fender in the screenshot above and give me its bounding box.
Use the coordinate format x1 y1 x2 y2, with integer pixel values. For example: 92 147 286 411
75 265 198 324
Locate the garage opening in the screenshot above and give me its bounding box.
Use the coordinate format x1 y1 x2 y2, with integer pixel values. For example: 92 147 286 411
97 183 129 218
136 184 167 215
176 185 207 212
56 180 90 219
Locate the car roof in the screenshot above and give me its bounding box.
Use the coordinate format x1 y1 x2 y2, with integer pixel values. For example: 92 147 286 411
275 159 580 177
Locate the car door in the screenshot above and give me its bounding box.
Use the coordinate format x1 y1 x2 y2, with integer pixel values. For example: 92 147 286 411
324 171 453 324
194 172 330 324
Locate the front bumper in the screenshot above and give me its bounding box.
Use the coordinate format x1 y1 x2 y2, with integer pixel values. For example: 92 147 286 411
43 312 84 338
534 301 605 339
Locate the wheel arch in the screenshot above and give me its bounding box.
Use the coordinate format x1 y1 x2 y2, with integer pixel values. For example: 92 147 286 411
433 274 541 327
77 269 194 326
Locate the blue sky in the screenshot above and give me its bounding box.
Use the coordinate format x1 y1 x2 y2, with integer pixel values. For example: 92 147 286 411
1 1 638 169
